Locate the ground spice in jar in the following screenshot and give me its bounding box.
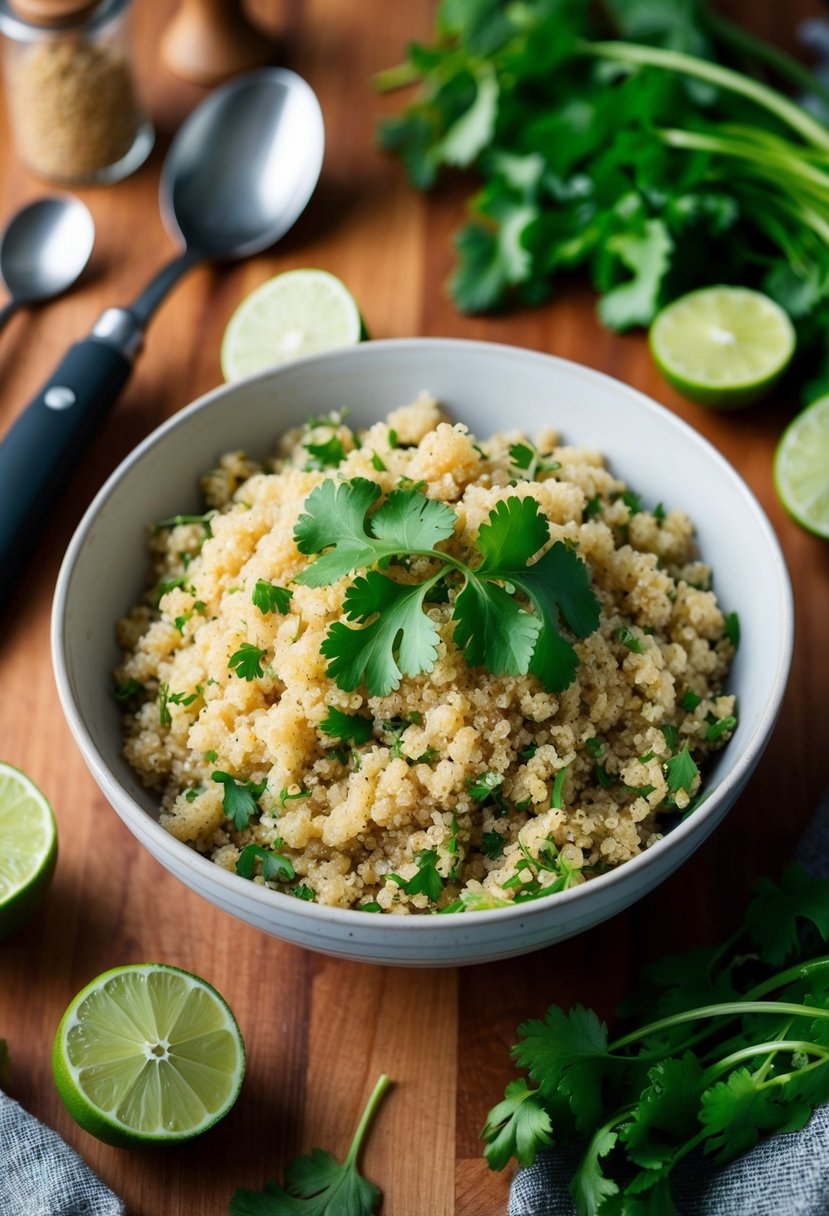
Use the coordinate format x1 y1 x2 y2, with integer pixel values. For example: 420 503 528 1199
0 0 152 183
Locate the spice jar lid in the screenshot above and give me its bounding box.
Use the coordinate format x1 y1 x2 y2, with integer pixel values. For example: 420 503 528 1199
7 0 96 22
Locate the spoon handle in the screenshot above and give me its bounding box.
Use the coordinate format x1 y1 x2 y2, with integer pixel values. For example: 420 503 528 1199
0 311 141 588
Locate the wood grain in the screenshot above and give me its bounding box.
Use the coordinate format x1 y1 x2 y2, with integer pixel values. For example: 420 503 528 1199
1 1 828 1213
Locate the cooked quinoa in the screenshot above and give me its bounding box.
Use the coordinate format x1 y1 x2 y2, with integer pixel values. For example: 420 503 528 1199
115 395 737 914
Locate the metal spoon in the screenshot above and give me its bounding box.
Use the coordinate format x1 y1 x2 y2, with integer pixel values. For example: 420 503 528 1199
0 67 324 584
0 196 95 331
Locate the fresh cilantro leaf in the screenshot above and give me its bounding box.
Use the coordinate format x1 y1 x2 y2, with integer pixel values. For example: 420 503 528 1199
482 831 505 860
467 770 504 804
597 218 674 331
154 510 216 536
453 577 541 678
292 884 316 902
699 1068 793 1164
746 863 829 966
230 1076 390 1216
482 1078 553 1170
569 1125 620 1214
212 771 267 831
368 487 457 552
619 1055 703 1168
294 478 384 585
228 643 267 681
319 706 374 745
236 843 295 883
390 849 443 902
114 677 144 705
322 572 443 696
370 451 387 472
681 690 702 711
724 611 741 647
614 626 645 654
664 744 698 795
158 682 172 726
706 714 737 743
512 1005 611 1132
253 581 293 616
304 434 347 470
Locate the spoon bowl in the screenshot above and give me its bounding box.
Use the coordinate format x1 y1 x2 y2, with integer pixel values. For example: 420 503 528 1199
0 195 94 327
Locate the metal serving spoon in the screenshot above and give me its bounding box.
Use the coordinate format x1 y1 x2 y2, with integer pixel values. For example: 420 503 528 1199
0 196 95 332
0 67 324 585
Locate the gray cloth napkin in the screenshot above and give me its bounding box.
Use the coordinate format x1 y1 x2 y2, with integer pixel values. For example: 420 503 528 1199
0 1090 124 1216
509 787 829 1216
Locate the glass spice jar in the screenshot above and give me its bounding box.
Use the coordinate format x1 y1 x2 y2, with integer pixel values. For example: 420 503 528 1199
0 0 153 184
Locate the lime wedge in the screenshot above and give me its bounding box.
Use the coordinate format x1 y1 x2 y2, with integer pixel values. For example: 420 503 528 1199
0 762 57 940
774 395 829 539
53 964 246 1147
649 286 796 409
221 268 364 381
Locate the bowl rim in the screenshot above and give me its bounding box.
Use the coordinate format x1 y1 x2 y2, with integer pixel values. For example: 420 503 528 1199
51 337 795 931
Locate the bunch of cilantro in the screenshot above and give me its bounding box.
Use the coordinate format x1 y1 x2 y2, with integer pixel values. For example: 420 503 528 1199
483 862 829 1213
377 0 829 396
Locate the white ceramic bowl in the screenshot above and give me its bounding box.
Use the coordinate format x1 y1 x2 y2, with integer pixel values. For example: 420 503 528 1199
51 339 793 966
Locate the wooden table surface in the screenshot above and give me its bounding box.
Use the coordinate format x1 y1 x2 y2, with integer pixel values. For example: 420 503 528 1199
1 1 828 1212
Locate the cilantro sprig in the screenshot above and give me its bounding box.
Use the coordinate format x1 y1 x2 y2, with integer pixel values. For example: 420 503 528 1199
483 861 829 1212
230 1074 391 1216
294 478 600 697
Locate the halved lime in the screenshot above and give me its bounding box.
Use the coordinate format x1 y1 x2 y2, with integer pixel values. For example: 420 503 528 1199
53 964 246 1147
774 395 829 539
649 286 796 409
221 268 364 381
0 761 57 940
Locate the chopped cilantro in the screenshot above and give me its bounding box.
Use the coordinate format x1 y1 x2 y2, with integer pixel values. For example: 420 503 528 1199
681 690 702 712
389 849 443 903
319 706 374 745
292 884 316 901
614 626 645 654
252 580 293 616
467 770 504 804
388 428 399 448
584 736 604 759
303 432 347 470
724 611 741 648
665 744 699 795
551 767 568 810
706 714 738 743
212 771 267 831
235 842 295 883
114 677 144 705
228 642 266 681
154 510 216 536
509 440 561 481
482 831 505 861
371 451 387 472
359 901 382 913
279 787 311 808
660 723 680 750
583 496 603 520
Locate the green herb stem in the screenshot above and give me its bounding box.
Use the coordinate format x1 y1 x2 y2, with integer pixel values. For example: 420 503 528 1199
345 1074 392 1169
609 1001 829 1055
373 60 427 92
582 40 829 151
701 1039 829 1087
701 6 829 112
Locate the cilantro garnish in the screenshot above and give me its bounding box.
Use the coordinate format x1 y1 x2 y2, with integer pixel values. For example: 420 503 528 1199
294 479 600 696
724 611 741 648
252 580 293 616
212 771 267 831
230 1074 390 1216
613 626 645 654
509 441 561 481
154 509 216 536
228 643 267 681
303 431 347 471
483 861 829 1207
467 771 504 804
235 842 295 883
114 677 144 705
389 849 443 903
319 706 373 745
665 743 699 795
482 831 505 861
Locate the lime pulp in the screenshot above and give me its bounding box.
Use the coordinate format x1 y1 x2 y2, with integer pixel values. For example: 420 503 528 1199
774 395 829 539
53 963 246 1146
0 761 57 940
649 286 796 409
221 268 364 381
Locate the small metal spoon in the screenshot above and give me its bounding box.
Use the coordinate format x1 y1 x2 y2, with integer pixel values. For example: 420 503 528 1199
0 196 95 332
0 67 324 584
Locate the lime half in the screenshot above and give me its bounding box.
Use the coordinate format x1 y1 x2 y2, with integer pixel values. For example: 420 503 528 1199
53 964 246 1147
0 762 57 940
650 286 796 409
774 395 829 538
221 268 364 381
